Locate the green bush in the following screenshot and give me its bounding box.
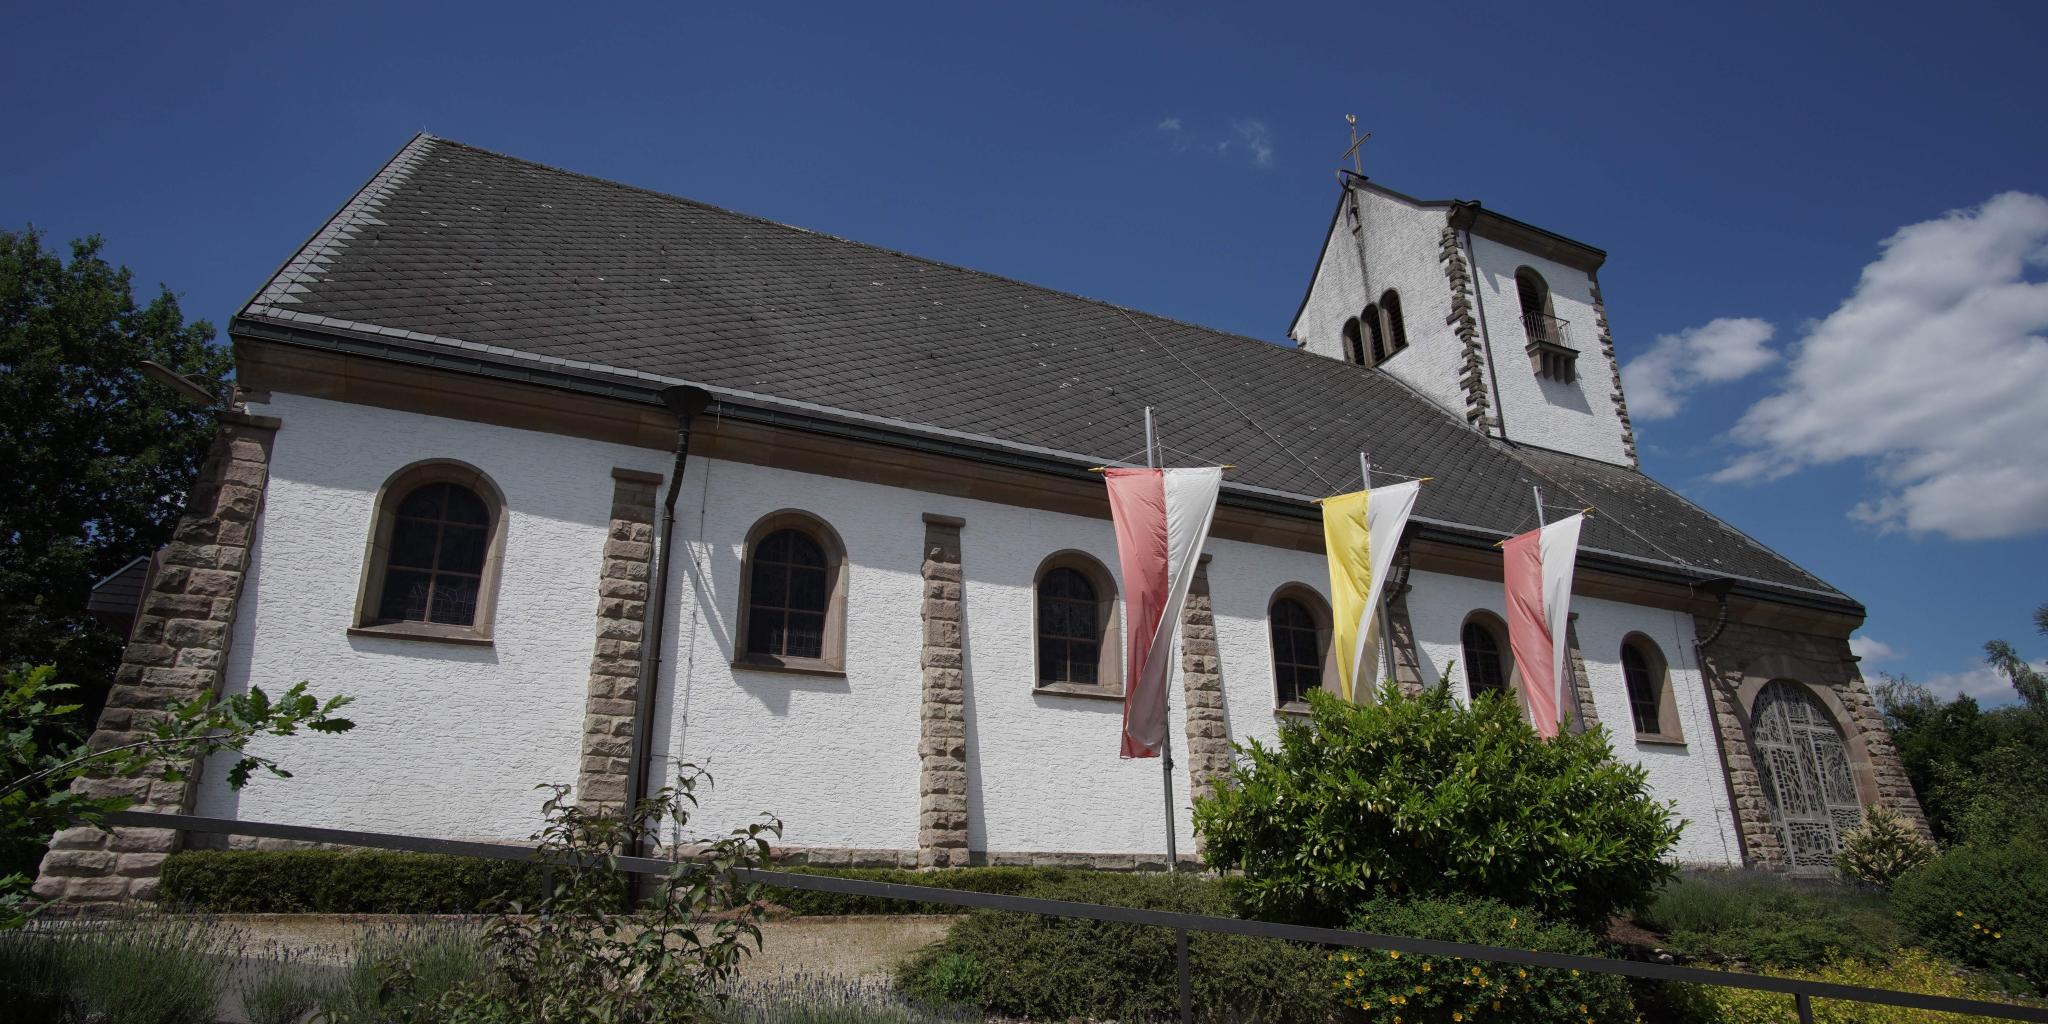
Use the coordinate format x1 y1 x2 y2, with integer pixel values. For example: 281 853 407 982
159 848 541 913
237 949 325 1024
1891 840 2048 994
1636 870 1903 968
0 913 232 1024
1703 948 2037 1023
763 866 1084 916
720 976 979 1024
898 871 1333 1024
317 921 495 1023
1195 684 1684 927
1835 805 1935 889
1332 896 1634 1023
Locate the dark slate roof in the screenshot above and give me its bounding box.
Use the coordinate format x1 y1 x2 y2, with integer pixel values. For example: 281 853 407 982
234 134 1850 607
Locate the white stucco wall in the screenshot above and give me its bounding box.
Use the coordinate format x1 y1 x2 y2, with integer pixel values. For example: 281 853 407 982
194 393 671 840
1404 570 1740 865
197 395 1731 862
1465 237 1631 466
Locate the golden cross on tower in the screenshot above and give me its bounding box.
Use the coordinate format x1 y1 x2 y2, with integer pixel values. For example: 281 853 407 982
1341 113 1371 175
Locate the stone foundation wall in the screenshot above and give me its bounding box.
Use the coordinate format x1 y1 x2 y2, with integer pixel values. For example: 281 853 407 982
1695 613 1931 868
34 410 280 905
576 468 661 811
917 513 970 867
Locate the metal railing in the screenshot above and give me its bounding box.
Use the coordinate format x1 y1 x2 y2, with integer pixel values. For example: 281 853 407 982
1522 310 1574 350
93 810 2048 1024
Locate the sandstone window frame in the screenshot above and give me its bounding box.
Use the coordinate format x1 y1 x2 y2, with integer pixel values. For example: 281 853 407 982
1032 550 1122 700
1268 584 1336 714
733 509 850 677
1620 632 1685 744
349 458 508 647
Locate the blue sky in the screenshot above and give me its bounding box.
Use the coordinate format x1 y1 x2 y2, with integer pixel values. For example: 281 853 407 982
7 2 2045 702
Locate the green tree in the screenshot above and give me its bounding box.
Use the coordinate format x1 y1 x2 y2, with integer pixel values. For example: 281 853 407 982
0 228 231 711
1194 682 1683 929
1 663 354 928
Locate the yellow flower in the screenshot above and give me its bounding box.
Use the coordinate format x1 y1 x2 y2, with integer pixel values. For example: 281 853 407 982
1570 969 1581 977
1994 932 2003 939
1508 917 1518 929
1342 953 1353 961
1389 951 1400 959
1454 1015 1464 1022
1494 1001 1502 1010
1580 1005 1589 1013
1473 967 1483 976
1957 910 1965 917
1517 969 1527 979
1415 985 1426 994
1422 963 1432 972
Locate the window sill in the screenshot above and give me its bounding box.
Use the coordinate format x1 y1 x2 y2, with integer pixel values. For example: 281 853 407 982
731 654 846 678
1274 702 1313 718
347 623 493 647
1032 682 1125 702
1633 732 1688 748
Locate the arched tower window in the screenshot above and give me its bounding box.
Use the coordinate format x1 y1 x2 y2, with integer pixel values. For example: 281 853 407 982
1515 267 1576 383
1750 679 1863 871
1460 612 1514 700
1620 635 1683 741
1379 289 1407 356
1034 552 1121 696
353 459 507 643
1342 317 1365 366
1268 585 1333 710
1362 303 1387 364
736 510 849 673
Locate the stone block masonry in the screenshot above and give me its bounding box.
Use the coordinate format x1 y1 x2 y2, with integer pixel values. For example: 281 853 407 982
576 468 661 812
1438 221 1494 431
917 513 969 867
35 410 280 905
1178 557 1228 825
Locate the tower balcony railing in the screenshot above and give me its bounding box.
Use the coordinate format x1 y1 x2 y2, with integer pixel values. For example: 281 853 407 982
1521 311 1574 351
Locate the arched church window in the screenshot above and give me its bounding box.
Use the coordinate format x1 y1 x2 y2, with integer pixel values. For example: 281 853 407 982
1750 679 1863 871
1269 585 1333 709
1379 289 1408 356
352 459 507 643
1460 613 1513 700
1621 635 1682 740
1342 317 1365 366
1516 267 1577 383
1034 552 1120 695
1363 303 1388 364
736 511 848 673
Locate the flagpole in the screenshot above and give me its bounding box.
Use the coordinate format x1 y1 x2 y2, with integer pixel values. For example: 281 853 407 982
1147 406 1180 874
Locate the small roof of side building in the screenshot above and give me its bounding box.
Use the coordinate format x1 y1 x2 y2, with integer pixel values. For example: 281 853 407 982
230 133 1856 614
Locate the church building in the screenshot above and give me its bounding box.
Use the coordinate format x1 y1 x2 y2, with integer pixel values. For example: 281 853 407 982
37 135 1928 904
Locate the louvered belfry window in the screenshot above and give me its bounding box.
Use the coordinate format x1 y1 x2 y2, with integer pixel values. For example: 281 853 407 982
376 482 492 626
746 529 829 659
1037 567 1101 686
1751 680 1864 870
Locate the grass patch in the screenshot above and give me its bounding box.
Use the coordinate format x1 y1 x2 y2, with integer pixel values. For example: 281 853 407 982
1638 869 1904 968
720 974 979 1024
0 913 235 1024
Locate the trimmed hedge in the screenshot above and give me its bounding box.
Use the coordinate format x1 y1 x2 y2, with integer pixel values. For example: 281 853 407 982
762 866 1096 916
160 849 541 914
898 871 1332 1024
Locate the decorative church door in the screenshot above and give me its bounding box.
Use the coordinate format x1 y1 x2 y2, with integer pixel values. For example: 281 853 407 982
1750 680 1863 870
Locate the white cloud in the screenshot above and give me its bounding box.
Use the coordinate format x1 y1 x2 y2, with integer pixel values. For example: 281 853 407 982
1712 192 2048 541
1621 317 1777 420
1155 117 1183 133
1231 119 1274 168
1849 634 1899 662
1921 658 2047 704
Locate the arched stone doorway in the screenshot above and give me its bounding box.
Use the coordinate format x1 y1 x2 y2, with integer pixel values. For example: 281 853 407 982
1750 679 1863 870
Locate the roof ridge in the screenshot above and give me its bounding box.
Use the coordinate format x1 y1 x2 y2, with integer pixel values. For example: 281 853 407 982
242 133 438 315
422 134 1373 375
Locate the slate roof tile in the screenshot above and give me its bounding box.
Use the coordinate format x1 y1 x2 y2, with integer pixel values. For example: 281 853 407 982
234 134 1849 605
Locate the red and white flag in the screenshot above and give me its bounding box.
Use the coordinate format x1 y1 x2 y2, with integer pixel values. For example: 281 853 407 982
1104 467 1224 759
1502 514 1585 738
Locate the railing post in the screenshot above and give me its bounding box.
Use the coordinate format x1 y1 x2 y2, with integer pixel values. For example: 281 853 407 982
1796 993 1815 1024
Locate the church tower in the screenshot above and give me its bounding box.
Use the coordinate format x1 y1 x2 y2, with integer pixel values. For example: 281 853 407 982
1288 173 1639 468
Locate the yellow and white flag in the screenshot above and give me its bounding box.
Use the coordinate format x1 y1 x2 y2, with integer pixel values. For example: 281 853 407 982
1322 480 1421 701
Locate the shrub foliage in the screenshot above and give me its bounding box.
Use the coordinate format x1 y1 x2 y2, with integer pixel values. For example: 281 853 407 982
1891 840 2047 995
1194 684 1683 927
1835 804 1935 889
160 848 541 914
1332 896 1634 1024
898 871 1332 1024
1703 948 2037 1024
1636 870 1903 968
764 866 1083 916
